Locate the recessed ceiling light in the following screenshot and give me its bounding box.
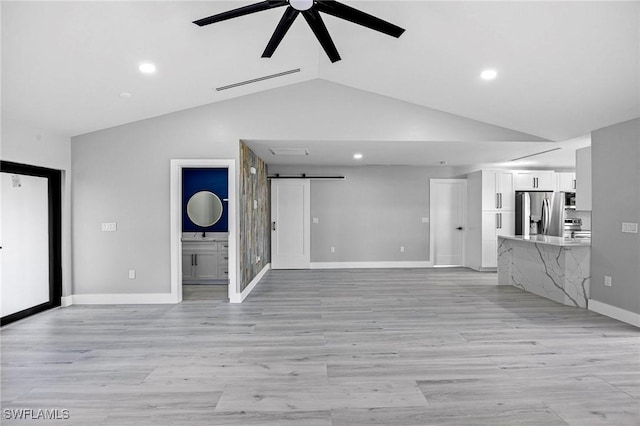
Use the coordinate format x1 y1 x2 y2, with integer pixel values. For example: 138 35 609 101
138 63 156 74
480 69 497 80
119 92 132 99
353 153 363 160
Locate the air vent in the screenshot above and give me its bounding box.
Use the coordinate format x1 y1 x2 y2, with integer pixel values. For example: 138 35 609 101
269 148 309 156
510 147 561 162
215 68 301 91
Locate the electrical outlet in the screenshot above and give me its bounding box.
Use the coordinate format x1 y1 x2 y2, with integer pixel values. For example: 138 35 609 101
101 222 117 232
256 255 261 263
128 269 136 279
400 246 405 253
330 246 335 253
604 276 612 287
253 200 258 209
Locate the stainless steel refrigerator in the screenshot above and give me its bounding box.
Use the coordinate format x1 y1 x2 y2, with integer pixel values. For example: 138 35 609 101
515 191 559 236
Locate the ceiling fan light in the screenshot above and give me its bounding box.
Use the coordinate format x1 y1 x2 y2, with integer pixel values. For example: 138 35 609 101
290 0 313 11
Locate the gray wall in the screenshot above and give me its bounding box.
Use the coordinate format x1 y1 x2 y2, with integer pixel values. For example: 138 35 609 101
70 80 543 296
269 165 458 263
590 118 640 314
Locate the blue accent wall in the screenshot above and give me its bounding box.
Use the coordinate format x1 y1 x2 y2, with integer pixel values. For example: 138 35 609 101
182 168 228 232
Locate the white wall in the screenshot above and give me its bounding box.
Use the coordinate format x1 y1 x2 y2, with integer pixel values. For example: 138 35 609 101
1 115 72 298
590 118 640 316
71 79 545 296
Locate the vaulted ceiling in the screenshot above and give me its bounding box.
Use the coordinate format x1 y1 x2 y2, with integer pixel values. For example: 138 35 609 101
2 1 638 145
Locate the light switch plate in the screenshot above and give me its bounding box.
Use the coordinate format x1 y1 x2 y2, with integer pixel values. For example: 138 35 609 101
253 199 258 209
101 222 117 232
313 217 319 224
622 222 638 233
421 217 429 223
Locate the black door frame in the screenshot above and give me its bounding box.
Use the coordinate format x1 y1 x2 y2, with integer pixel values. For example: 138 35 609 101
1 160 62 326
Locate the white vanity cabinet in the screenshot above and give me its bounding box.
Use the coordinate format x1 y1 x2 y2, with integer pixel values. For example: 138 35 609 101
182 239 229 283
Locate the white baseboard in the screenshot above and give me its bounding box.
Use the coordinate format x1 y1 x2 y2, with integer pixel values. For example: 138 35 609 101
69 293 179 305
589 299 640 328
61 296 73 307
229 263 270 304
310 261 432 269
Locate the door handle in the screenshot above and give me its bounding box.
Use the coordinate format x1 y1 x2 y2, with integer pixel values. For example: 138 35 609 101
272 221 276 231
499 193 503 209
496 213 500 229
496 193 500 209
456 226 463 230
191 254 195 266
573 179 576 189
194 254 197 266
499 213 503 229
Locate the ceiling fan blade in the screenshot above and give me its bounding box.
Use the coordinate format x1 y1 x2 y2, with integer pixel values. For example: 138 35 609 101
302 9 341 63
262 7 300 58
315 1 405 38
193 0 287 27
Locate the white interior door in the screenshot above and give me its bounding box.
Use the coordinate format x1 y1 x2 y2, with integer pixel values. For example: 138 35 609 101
271 179 310 269
430 179 466 266
1 173 50 317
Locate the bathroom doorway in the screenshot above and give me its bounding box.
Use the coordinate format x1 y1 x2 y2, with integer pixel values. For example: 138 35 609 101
170 159 237 303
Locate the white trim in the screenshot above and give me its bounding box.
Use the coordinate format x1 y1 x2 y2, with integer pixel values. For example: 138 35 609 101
429 178 467 267
170 159 238 303
61 295 73 307
310 261 432 269
588 299 640 328
69 293 177 305
229 263 270 303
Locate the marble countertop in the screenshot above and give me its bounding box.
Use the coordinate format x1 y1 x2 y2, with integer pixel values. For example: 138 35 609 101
498 234 591 247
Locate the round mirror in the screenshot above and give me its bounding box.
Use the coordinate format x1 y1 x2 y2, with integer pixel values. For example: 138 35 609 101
186 191 223 227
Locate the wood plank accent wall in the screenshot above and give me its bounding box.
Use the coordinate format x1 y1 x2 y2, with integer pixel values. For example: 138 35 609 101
239 142 270 291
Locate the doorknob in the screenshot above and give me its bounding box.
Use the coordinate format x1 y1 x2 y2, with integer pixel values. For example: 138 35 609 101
456 226 463 230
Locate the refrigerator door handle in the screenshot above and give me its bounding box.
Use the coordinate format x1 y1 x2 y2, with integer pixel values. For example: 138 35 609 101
496 192 500 209
499 193 503 209
541 199 549 234
496 213 500 229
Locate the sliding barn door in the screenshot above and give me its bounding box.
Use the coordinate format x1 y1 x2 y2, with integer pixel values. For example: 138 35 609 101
270 179 310 269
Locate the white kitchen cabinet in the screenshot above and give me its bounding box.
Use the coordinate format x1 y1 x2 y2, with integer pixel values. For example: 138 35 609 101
466 170 515 271
575 147 591 211
514 171 554 191
481 170 514 211
555 172 577 192
182 240 228 283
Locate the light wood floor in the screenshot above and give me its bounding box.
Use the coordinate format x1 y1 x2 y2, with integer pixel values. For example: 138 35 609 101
2 268 639 425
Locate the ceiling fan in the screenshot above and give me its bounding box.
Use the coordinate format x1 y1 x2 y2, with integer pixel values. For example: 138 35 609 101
193 0 405 63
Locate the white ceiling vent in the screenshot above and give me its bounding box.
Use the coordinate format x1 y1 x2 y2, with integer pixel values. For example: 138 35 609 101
215 68 301 91
269 148 309 156
510 147 561 161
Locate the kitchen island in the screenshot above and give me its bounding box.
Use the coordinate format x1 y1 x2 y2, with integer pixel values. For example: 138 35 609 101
497 235 591 308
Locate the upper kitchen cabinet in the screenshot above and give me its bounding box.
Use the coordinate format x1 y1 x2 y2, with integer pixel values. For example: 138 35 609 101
481 170 514 210
575 147 592 211
555 172 577 192
514 171 555 191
